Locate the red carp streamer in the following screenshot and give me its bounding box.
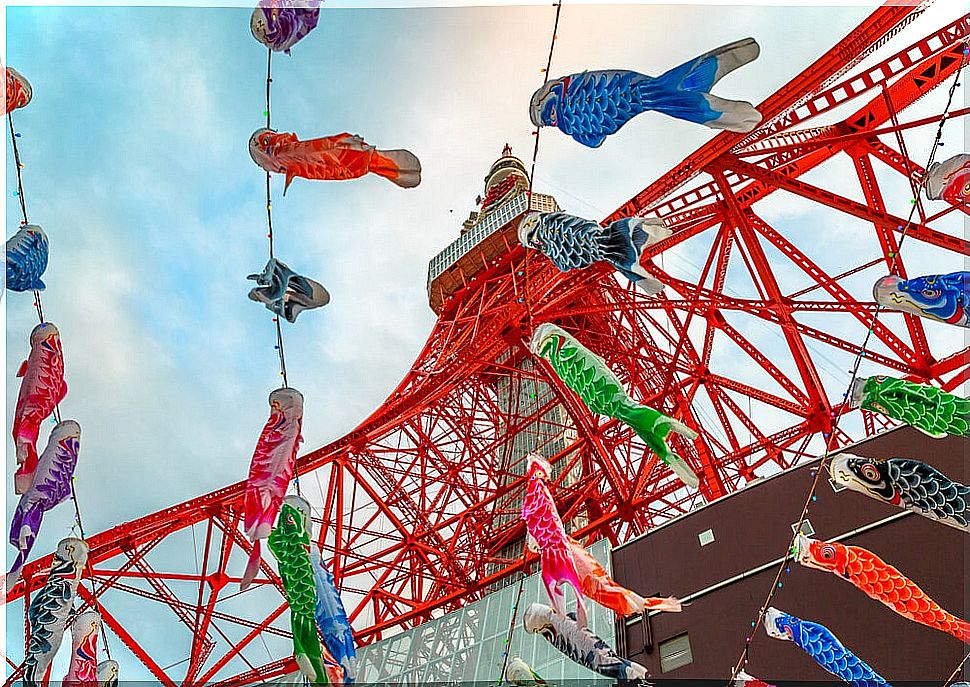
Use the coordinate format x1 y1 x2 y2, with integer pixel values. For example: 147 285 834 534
249 128 421 193
798 535 969 644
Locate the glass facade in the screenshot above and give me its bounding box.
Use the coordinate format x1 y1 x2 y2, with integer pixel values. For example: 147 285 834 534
354 539 615 685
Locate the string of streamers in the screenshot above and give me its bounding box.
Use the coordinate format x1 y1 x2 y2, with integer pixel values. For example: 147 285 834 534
497 3 563 685
8 109 112 660
726 40 969 685
262 48 301 497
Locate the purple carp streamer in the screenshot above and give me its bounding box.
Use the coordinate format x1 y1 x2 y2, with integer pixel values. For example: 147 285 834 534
251 0 321 54
7 420 81 589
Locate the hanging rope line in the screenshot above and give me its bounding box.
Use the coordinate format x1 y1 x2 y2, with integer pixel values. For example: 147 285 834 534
261 47 302 499
944 649 970 687
264 49 290 390
496 545 531 687
726 41 968 685
8 103 112 660
524 0 562 448
498 5 563 686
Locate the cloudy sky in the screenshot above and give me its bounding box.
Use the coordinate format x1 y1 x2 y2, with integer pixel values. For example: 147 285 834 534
4 0 966 680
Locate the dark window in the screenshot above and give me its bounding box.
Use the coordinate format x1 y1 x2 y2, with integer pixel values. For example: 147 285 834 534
659 633 692 672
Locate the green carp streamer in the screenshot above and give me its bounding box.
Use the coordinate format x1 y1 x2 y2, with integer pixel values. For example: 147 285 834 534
530 323 700 488
269 496 329 685
851 375 970 438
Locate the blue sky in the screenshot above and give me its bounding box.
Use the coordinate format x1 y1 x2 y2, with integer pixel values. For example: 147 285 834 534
4 1 966 681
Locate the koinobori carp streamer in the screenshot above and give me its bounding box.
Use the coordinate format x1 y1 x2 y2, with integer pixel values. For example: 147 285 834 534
531 323 700 487
518 211 670 294
797 535 969 644
530 38 761 148
521 454 589 628
241 387 304 591
250 128 421 193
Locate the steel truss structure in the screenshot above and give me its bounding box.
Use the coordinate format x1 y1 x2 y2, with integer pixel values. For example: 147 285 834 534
6 5 969 685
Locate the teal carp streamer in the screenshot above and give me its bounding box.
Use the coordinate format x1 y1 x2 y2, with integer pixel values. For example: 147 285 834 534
851 375 969 438
269 496 329 685
531 323 699 488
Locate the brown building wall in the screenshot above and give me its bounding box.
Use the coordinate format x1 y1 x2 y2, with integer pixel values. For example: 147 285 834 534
612 426 968 683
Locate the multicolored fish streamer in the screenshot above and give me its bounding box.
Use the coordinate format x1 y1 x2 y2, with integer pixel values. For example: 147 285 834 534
8 420 81 588
924 153 970 203
249 129 421 193
311 547 357 683
268 495 329 685
522 454 589 628
517 212 670 294
505 657 547 686
733 672 775 687
567 535 681 616
850 375 969 438
873 272 968 328
531 323 700 487
251 0 321 55
96 660 119 687
829 453 968 532
63 610 101 687
764 607 889 687
241 387 304 591
6 224 49 293
796 535 969 644
530 38 761 148
248 257 330 324
13 321 68 494
24 537 89 687
523 602 649 682
4 65 32 115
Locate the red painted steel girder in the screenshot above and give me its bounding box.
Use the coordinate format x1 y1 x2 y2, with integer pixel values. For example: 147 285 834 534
6 6 969 686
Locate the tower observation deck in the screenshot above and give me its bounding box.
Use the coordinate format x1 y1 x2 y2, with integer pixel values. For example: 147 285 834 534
427 145 559 313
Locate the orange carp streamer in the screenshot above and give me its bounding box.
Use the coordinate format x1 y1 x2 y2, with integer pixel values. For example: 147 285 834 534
532 535 682 616
249 128 421 193
797 535 969 644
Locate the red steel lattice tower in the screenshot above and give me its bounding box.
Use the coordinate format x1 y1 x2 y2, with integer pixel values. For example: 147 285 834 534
6 5 969 685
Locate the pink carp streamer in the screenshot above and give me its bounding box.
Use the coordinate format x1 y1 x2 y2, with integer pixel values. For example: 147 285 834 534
241 387 304 591
63 610 101 687
13 322 68 494
521 454 588 628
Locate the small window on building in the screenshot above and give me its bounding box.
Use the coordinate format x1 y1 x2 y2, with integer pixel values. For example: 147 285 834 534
659 633 693 672
698 528 715 546
791 518 815 537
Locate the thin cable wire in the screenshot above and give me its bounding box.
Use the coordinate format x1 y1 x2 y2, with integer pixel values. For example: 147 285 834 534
497 6 564 685
8 113 29 223
264 49 290 388
726 42 967 684
496 546 531 687
944 649 970 687
262 49 300 500
10 97 111 658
